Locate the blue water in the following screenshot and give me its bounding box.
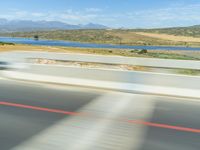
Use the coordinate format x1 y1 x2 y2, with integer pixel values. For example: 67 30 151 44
1 37 200 51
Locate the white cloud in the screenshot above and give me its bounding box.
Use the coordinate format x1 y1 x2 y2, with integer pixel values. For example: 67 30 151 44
85 8 102 13
124 3 200 28
31 12 45 17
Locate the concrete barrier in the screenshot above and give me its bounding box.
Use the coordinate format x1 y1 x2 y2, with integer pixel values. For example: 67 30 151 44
18 64 200 90
4 64 200 99
1 51 200 98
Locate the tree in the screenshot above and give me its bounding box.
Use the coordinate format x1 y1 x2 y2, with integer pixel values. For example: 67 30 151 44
34 35 39 40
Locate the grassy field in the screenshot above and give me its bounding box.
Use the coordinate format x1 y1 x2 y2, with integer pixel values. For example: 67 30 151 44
0 44 199 60
135 32 200 43
2 29 200 47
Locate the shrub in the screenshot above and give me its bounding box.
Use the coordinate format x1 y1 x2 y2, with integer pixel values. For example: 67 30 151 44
34 35 39 40
138 49 148 54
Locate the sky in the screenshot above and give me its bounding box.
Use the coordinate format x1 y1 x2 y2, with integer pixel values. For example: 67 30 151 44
0 0 200 28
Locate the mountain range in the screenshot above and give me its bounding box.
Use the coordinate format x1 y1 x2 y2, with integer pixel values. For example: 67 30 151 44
0 19 108 32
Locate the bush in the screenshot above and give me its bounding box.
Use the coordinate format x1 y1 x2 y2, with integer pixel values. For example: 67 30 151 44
138 49 148 54
0 42 15 45
34 35 39 40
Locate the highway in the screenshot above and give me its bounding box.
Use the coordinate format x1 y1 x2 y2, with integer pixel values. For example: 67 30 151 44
0 75 200 150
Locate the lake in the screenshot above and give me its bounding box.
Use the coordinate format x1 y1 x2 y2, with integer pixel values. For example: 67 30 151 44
1 37 200 51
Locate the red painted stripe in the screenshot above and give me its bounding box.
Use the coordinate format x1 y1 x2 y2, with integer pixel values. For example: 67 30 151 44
1 101 200 134
0 101 81 116
128 120 200 133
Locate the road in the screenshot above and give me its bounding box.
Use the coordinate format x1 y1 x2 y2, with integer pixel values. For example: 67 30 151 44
0 75 200 150
1 51 200 70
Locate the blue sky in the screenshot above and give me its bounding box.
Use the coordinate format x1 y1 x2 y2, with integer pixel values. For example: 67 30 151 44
0 0 200 28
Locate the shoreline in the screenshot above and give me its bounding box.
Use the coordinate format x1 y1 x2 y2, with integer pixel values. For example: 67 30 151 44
1 36 200 49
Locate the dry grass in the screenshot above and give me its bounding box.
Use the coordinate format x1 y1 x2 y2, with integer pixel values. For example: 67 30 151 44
0 44 147 57
32 58 149 71
0 44 199 61
135 32 200 43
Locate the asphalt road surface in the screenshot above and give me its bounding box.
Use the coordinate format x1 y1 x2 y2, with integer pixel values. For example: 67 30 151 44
0 75 200 150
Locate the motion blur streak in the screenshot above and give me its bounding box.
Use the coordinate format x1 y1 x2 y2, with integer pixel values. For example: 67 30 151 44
1 101 200 135
11 93 154 150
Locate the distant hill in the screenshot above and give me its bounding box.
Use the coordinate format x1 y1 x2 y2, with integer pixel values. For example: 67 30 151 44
190 25 200 29
0 19 108 32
